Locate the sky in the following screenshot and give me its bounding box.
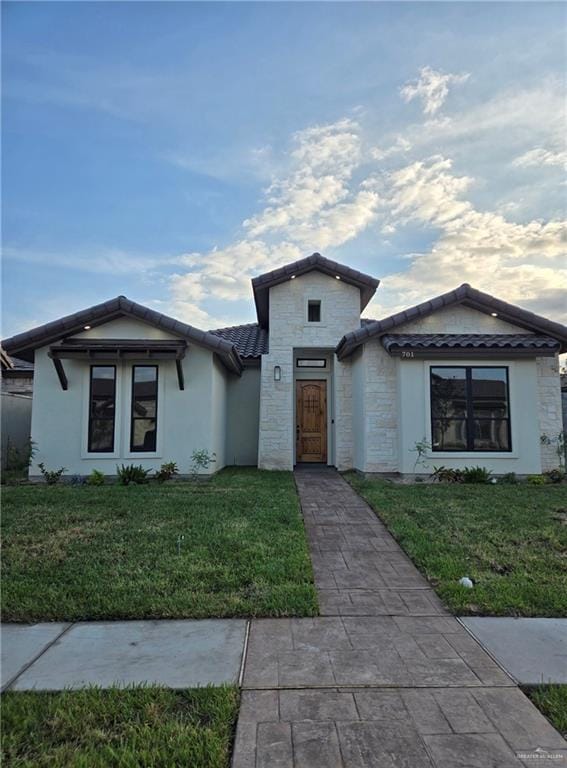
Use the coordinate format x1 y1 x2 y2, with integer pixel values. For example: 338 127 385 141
2 1 566 338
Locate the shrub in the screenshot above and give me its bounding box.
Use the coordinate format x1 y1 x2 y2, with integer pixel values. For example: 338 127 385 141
5 438 37 472
116 464 151 485
190 449 216 479
155 462 179 483
431 466 463 483
86 469 105 486
499 472 518 484
37 463 66 485
544 469 566 484
462 466 492 484
527 474 547 486
70 475 85 486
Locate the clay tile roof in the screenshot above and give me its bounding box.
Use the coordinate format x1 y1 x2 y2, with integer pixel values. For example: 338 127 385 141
336 283 567 359
210 323 268 358
381 333 561 352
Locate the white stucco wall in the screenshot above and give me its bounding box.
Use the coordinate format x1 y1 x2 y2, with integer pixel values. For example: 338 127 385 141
397 357 541 475
358 304 561 475
29 317 228 477
258 271 360 470
226 366 261 466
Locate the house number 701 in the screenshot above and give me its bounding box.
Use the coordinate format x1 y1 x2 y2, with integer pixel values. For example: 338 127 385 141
401 351 415 358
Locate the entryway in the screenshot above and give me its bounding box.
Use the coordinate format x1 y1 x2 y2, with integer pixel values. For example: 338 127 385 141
295 380 327 463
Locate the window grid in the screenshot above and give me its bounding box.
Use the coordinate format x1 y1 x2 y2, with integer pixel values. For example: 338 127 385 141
430 365 511 452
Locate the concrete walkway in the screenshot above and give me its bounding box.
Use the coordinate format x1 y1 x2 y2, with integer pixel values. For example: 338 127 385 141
233 469 567 767
1 619 247 691
462 617 567 684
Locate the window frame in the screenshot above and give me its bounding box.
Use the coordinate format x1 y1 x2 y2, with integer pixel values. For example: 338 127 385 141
307 300 321 323
129 364 159 453
87 364 117 454
429 365 512 453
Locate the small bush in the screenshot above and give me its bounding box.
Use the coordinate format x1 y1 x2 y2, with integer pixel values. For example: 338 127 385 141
37 463 66 485
6 439 37 472
431 466 463 483
527 474 547 486
462 466 492 484
499 472 518 484
155 462 179 483
70 475 85 486
116 464 151 485
544 469 566 484
86 469 105 486
190 449 216 479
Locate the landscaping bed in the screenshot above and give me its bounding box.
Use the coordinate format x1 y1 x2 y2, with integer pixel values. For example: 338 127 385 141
2 468 317 621
346 474 567 617
1 686 239 767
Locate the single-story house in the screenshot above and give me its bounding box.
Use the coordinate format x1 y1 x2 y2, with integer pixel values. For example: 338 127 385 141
2 253 566 478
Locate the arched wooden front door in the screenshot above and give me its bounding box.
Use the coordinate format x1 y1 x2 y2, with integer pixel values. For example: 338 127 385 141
295 380 327 463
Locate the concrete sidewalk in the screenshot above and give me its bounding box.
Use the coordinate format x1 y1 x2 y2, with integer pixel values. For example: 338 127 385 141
232 469 567 768
461 617 567 684
1 619 247 691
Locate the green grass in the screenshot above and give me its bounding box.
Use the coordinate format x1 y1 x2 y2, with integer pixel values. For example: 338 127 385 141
1 468 317 621
523 685 567 738
1 686 239 767
346 474 567 616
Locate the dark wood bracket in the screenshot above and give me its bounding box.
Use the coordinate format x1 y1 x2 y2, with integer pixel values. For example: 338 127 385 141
176 357 185 390
50 356 68 390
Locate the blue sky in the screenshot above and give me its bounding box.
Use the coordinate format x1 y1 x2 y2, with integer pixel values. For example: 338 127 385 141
2 1 566 337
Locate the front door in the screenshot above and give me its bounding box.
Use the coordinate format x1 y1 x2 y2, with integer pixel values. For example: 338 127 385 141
296 380 327 463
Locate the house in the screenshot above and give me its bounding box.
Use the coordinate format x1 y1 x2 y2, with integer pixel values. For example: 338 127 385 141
2 253 566 478
1 347 34 469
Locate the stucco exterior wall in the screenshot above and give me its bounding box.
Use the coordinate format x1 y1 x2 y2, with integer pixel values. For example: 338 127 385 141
359 304 556 475
258 271 360 470
397 357 542 475
226 366 261 465
351 347 365 470
536 355 564 471
29 317 226 477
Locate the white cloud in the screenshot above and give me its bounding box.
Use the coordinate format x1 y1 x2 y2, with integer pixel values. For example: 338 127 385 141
371 155 567 322
513 147 567 170
400 66 470 115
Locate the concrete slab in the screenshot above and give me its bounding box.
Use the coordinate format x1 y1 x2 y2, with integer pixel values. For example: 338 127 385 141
461 618 567 684
8 619 247 691
1 623 70 690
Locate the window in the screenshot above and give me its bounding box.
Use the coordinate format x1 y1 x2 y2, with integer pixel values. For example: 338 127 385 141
430 366 511 452
307 300 321 322
88 366 116 452
297 358 326 368
130 366 158 452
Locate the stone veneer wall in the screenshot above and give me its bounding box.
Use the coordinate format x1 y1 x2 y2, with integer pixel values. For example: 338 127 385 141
536 356 564 471
258 271 360 470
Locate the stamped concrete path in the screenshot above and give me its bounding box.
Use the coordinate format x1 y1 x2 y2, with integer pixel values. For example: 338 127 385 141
233 468 567 767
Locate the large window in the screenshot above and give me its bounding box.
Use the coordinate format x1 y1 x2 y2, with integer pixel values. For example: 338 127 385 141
130 366 158 452
88 366 116 452
430 366 511 452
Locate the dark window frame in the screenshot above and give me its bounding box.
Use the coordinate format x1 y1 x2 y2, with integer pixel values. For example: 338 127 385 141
130 365 159 453
88 365 117 453
430 365 512 453
307 300 321 323
296 358 327 368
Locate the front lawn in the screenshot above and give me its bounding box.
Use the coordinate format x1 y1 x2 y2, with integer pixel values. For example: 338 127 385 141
346 475 567 617
1 686 239 768
523 685 567 739
2 468 317 621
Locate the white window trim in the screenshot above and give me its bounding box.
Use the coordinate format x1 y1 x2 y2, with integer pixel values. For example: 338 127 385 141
123 362 165 460
81 363 122 460
422 359 519 460
304 297 325 326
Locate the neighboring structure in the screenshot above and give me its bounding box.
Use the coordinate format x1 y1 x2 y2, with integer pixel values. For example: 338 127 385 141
2 253 566 479
561 373 567 436
1 347 34 469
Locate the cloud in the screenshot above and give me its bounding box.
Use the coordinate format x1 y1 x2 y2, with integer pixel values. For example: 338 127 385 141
400 66 470 115
513 147 567 170
371 155 567 322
